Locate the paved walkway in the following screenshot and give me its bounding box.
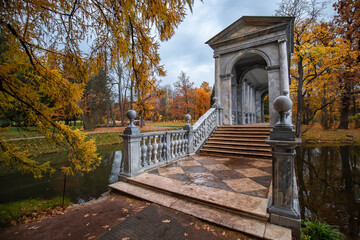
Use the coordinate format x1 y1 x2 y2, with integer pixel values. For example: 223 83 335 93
111 154 292 239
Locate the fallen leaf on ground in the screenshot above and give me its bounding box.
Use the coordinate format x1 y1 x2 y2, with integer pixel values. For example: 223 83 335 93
222 231 226 236
28 226 39 230
87 236 95 240
10 220 16 226
194 224 200 230
13 232 19 235
162 219 171 223
84 233 91 237
122 237 130 240
102 225 110 229
86 223 90 226
92 213 97 216
84 214 89 218
212 232 218 236
184 233 188 236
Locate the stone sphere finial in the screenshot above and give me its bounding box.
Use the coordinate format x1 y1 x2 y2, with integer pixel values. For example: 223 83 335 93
273 96 292 113
127 110 137 127
273 95 292 126
213 96 217 102
185 114 191 125
283 89 289 96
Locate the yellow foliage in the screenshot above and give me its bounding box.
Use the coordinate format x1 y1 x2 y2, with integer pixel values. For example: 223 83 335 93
0 0 194 177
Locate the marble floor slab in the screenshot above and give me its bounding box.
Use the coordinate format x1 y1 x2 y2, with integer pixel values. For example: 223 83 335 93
132 154 273 219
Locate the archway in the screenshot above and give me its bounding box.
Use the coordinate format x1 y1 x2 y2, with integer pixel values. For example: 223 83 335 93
230 53 269 125
206 16 294 125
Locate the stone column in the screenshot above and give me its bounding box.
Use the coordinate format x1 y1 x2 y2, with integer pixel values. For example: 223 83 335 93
249 85 253 123
266 66 281 125
278 39 290 96
119 110 143 178
214 56 221 106
241 80 246 124
247 83 250 123
220 73 232 125
265 95 301 238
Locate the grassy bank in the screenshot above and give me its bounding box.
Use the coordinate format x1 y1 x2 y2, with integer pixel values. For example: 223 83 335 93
0 197 70 227
302 124 360 144
3 132 124 157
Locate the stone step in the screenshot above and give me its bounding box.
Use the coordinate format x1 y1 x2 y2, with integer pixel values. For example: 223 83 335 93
109 181 291 240
124 173 269 220
203 143 271 152
208 137 267 143
206 140 270 148
211 133 269 139
218 126 273 130
215 130 270 135
200 148 272 158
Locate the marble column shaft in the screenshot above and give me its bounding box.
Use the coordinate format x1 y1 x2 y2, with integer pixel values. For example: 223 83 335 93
279 40 290 95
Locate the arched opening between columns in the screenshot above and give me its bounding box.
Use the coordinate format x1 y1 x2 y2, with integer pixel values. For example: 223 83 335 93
229 52 269 125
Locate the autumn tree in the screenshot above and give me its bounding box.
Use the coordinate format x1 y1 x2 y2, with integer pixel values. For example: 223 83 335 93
194 82 212 119
275 0 328 137
0 0 194 177
172 71 195 119
333 0 360 129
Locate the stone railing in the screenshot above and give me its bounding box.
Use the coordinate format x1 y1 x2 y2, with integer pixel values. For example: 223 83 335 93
119 100 222 177
192 107 219 152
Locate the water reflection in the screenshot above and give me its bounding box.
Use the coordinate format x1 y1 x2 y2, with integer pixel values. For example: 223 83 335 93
296 145 360 239
0 145 123 204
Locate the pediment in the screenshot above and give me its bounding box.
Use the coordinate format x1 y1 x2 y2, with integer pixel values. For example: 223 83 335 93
206 16 294 49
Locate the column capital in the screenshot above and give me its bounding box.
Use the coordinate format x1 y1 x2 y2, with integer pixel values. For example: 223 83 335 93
220 73 233 79
278 38 287 43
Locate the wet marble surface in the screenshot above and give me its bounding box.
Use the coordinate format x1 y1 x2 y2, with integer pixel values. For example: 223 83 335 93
147 154 272 198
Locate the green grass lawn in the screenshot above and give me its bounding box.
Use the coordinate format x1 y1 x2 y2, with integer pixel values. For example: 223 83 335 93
0 127 43 139
147 121 187 128
0 197 70 227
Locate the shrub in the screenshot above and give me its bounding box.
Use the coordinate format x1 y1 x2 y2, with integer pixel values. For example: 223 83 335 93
301 219 345 240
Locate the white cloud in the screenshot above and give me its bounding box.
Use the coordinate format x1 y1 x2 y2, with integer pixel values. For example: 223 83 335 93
158 0 336 88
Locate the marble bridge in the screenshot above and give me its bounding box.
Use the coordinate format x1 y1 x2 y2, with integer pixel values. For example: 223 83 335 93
109 16 301 240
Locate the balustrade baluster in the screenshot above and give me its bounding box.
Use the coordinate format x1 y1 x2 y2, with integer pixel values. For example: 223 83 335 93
153 135 158 163
179 133 183 156
182 133 186 155
163 134 168 161
184 134 189 155
147 136 153 165
175 133 179 157
141 137 147 167
158 135 163 162
170 134 175 158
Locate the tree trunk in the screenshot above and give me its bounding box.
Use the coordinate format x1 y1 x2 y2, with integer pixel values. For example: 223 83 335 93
321 86 329 129
110 104 116 127
295 57 304 138
106 103 110 129
339 83 351 129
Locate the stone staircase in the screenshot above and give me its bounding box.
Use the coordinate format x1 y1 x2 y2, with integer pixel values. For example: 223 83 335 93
200 124 273 159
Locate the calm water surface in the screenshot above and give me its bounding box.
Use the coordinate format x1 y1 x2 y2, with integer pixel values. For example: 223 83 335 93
0 145 122 204
1 144 359 238
296 145 360 239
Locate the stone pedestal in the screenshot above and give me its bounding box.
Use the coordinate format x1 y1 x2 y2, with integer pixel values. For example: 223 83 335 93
119 110 143 178
266 139 301 237
183 114 195 155
265 94 301 238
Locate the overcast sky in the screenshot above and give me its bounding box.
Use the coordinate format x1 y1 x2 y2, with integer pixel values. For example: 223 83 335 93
158 0 336 88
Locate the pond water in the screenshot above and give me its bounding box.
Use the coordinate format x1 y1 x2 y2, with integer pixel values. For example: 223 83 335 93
1 144 359 238
0 144 123 204
296 145 360 239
